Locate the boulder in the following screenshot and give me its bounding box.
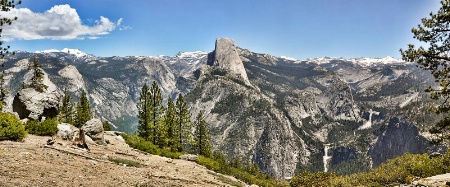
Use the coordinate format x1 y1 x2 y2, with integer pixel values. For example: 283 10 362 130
12 88 61 120
83 135 96 145
56 123 79 141
179 154 198 161
82 118 106 145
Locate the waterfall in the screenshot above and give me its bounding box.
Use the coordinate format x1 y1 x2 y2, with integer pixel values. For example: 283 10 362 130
323 144 332 172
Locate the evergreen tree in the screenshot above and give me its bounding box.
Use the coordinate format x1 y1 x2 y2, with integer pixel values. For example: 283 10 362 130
149 81 165 146
27 58 47 92
0 0 21 58
75 90 92 128
59 90 75 125
137 84 151 139
0 0 21 109
0 71 7 110
400 0 450 141
174 93 192 152
103 121 112 131
193 111 212 157
164 98 177 149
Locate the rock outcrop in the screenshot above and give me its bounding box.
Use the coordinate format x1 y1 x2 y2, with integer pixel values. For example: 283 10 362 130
82 118 106 145
57 123 79 141
12 88 61 120
207 38 251 85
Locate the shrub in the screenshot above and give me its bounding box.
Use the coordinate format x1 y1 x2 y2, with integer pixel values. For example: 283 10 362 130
0 112 26 141
124 134 162 155
160 149 183 159
26 118 58 136
290 171 337 187
198 155 222 172
103 121 112 131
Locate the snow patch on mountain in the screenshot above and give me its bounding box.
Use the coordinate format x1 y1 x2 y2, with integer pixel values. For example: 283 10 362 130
36 48 88 58
280 56 298 62
176 51 208 59
304 56 408 66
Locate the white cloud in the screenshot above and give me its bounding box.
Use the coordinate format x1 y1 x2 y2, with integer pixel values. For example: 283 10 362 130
1 4 127 41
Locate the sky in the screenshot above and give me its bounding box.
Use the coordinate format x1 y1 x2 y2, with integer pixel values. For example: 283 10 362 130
1 0 442 59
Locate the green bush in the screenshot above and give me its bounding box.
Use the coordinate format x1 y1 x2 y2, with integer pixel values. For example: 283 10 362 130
124 134 162 155
103 121 112 131
0 112 26 141
198 155 222 172
160 149 183 159
290 171 337 187
26 118 58 136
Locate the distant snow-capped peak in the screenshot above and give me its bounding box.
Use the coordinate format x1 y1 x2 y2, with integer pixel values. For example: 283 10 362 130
35 48 88 58
280 56 298 61
175 51 208 59
349 56 405 66
301 56 407 66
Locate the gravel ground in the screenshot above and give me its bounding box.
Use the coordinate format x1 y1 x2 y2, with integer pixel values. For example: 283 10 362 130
0 134 246 187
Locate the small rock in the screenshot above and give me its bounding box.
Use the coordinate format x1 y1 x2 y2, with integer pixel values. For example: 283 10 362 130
89 160 97 165
429 152 442 158
46 139 55 145
179 154 198 161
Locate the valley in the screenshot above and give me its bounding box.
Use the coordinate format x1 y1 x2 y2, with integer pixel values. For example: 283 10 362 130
1 38 446 179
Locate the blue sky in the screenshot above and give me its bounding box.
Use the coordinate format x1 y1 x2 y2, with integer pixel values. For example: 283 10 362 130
3 0 441 59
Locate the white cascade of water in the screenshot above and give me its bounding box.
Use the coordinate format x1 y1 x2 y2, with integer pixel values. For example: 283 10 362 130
323 144 332 172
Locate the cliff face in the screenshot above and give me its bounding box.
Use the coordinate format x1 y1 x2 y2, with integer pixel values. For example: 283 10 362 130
0 38 445 178
207 38 251 85
369 117 445 167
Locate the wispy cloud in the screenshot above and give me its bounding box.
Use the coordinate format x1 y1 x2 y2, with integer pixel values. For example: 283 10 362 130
1 4 128 41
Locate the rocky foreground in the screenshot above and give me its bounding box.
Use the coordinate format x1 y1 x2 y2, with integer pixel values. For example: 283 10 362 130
0 134 247 187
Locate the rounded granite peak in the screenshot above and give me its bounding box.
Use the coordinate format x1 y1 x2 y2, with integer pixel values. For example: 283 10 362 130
207 38 251 85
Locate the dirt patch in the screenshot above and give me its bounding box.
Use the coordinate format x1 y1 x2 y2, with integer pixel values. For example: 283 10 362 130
0 134 246 187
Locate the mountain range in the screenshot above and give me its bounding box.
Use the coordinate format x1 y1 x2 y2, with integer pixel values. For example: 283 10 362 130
1 38 446 179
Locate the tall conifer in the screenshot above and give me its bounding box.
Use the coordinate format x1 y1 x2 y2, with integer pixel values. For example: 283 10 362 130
75 90 92 128
59 90 75 125
149 81 165 146
193 111 212 157
174 93 192 152
164 98 176 149
137 84 151 139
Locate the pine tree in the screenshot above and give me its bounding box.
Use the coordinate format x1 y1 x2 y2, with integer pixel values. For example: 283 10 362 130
27 58 47 92
149 81 165 146
59 90 75 125
174 93 192 152
0 71 8 110
137 84 151 139
75 90 92 128
164 97 177 149
193 111 212 157
0 0 21 58
400 0 450 141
